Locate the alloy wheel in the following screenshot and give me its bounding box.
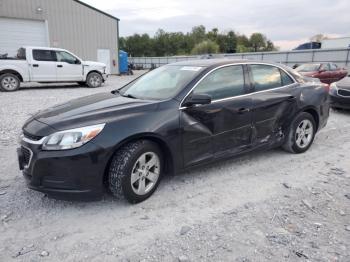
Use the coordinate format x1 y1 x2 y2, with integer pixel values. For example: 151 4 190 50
295 119 314 148
89 75 102 87
130 152 160 195
1 76 18 91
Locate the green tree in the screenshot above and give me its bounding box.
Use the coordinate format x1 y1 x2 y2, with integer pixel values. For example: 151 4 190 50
249 33 267 52
191 40 219 55
120 25 277 56
264 40 278 51
191 25 206 44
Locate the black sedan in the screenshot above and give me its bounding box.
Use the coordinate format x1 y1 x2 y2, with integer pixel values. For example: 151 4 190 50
329 74 350 109
18 59 330 203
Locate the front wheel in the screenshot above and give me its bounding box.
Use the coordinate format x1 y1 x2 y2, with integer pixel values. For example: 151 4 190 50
86 72 103 88
0 73 20 92
282 112 316 153
108 140 163 203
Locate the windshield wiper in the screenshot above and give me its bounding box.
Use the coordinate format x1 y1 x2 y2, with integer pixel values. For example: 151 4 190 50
121 93 137 99
113 89 137 99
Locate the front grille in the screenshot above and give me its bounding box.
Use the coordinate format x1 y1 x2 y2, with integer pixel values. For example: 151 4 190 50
338 89 350 97
23 131 43 141
21 146 32 167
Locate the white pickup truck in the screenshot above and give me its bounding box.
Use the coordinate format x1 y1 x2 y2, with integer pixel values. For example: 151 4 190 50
0 46 107 91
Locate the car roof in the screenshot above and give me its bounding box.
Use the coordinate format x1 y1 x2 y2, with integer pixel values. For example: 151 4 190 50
299 62 335 65
168 58 290 69
169 58 248 67
22 46 67 51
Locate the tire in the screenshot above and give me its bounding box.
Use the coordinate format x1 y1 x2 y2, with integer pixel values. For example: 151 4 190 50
282 112 316 154
86 72 103 88
77 81 86 86
108 140 163 203
0 73 20 92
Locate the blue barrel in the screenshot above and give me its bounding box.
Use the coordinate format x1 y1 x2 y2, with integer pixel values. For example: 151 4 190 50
119 50 128 74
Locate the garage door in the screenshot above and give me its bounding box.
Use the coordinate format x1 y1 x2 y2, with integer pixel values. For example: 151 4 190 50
0 18 48 56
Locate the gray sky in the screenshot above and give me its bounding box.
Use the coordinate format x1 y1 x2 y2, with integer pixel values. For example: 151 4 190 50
81 0 350 50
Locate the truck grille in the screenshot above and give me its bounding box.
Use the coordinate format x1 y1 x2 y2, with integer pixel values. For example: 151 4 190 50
21 146 32 167
338 89 350 97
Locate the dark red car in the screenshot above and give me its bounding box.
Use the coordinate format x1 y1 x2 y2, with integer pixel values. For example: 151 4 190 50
296 62 348 84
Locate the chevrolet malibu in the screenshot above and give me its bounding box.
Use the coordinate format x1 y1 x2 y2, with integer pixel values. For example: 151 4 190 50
18 60 330 203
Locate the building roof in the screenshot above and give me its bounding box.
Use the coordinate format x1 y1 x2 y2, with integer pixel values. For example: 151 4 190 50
73 0 120 21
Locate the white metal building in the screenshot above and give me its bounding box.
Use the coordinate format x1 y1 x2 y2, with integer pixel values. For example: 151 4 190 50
0 0 120 74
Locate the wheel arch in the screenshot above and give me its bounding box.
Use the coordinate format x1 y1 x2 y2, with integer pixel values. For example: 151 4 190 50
86 70 103 78
103 133 175 186
301 106 320 131
0 69 23 82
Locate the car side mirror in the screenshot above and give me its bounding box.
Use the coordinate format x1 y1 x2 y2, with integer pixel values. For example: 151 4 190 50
75 59 81 65
183 93 211 107
318 69 326 73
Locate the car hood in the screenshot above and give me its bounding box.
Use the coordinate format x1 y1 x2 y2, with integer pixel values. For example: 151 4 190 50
28 92 159 131
82 61 106 68
336 76 350 90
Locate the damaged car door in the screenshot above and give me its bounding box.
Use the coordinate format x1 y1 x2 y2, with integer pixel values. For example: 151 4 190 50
180 65 253 167
248 64 298 146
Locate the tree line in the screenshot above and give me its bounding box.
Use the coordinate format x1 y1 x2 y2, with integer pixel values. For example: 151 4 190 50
119 25 278 57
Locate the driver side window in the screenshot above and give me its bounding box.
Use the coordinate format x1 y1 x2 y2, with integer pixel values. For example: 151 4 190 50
56 51 79 64
193 65 245 100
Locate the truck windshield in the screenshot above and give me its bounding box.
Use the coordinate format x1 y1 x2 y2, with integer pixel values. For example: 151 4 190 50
118 65 203 100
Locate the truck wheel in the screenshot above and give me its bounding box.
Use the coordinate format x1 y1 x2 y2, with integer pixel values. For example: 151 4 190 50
86 72 103 88
282 112 316 154
108 140 163 204
0 73 20 92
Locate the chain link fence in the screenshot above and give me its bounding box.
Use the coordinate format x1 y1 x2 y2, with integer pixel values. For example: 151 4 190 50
129 48 350 69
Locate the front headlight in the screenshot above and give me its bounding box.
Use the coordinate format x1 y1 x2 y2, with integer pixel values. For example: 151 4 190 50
42 123 105 151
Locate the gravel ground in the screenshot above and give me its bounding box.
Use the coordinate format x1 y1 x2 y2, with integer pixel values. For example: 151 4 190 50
0 72 350 262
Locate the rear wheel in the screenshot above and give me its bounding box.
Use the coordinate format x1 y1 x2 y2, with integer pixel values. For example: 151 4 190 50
0 73 20 92
282 112 316 153
108 140 163 203
86 72 103 88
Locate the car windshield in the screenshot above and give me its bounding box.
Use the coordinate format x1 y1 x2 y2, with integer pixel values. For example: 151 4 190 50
296 64 320 72
118 65 203 100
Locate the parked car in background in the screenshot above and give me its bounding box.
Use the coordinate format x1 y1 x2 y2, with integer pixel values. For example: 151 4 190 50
18 59 330 203
293 42 321 50
295 62 348 84
329 74 350 109
0 47 107 91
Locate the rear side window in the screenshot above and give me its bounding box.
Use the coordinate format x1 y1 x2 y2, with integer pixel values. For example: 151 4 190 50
193 65 245 100
280 69 294 86
32 50 56 62
250 65 282 91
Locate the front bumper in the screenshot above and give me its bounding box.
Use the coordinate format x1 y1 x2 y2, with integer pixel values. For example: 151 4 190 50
102 73 108 82
329 93 350 109
17 140 110 201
